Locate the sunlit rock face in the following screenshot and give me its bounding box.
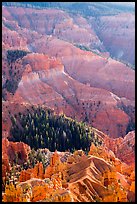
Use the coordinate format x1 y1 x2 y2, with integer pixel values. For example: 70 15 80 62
59 147 134 202
2 138 31 165
2 138 31 178
101 130 135 166
2 138 135 202
2 53 133 139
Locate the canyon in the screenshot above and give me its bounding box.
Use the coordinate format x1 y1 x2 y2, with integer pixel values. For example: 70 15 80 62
2 6 135 138
2 2 135 202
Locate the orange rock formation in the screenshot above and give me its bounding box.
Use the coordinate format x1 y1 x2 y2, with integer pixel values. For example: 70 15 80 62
2 138 31 178
4 143 135 202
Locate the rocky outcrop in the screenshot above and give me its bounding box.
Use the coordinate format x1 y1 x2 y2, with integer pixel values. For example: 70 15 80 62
45 149 134 202
3 145 135 202
22 53 63 72
18 151 72 202
2 138 31 165
93 128 135 166
19 151 66 182
66 143 134 202
2 138 31 179
114 131 135 166
19 162 44 182
67 155 128 202
17 177 73 202
104 131 135 166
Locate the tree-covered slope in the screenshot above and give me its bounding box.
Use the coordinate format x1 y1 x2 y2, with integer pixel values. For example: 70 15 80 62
10 107 102 152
